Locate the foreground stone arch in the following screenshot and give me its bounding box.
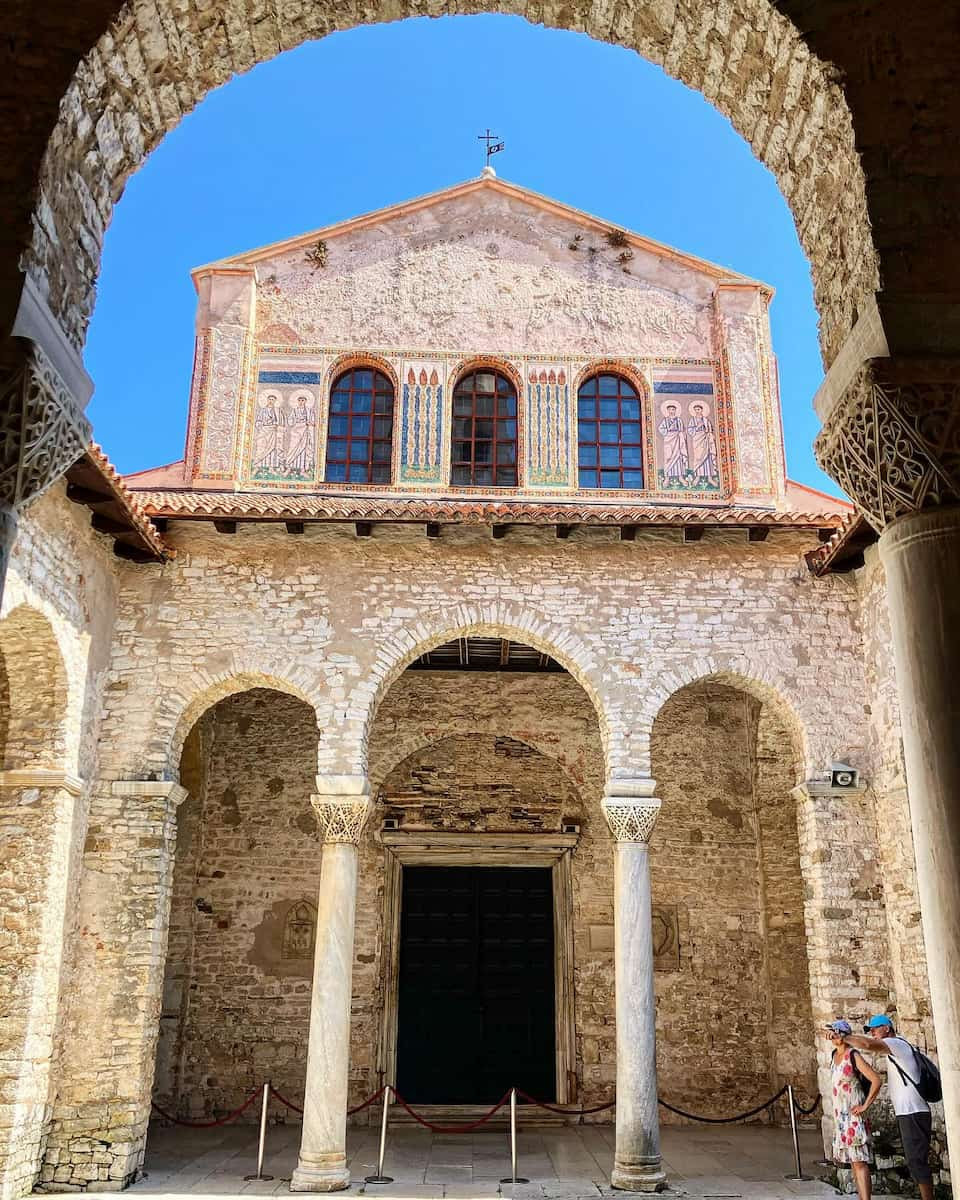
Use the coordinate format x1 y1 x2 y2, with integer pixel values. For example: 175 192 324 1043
32 1 875 367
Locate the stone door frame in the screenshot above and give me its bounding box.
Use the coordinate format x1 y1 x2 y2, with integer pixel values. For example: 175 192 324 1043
376 828 580 1106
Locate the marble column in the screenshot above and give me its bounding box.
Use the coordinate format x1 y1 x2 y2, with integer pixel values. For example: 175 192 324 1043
292 777 373 1193
815 356 960 1173
602 780 666 1193
879 507 960 1169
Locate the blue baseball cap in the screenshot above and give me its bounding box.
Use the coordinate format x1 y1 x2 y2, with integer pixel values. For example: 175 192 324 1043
865 1014 894 1030
827 1020 852 1035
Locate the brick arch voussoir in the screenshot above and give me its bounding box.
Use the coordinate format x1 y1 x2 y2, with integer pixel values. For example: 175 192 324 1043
638 655 815 783
370 724 599 799
163 660 332 779
32 0 876 366
351 602 615 777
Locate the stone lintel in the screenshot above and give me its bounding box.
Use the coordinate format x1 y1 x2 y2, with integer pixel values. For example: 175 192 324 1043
110 779 189 806
0 767 84 795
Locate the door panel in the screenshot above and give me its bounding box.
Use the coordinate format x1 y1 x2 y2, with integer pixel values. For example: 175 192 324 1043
396 865 556 1104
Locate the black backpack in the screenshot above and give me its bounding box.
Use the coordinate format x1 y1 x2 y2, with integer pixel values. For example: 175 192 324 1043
888 1041 942 1104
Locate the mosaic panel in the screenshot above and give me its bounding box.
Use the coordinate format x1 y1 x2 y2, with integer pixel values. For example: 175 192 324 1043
526 364 571 487
250 370 321 484
399 362 445 484
724 314 772 492
198 327 249 479
653 378 722 493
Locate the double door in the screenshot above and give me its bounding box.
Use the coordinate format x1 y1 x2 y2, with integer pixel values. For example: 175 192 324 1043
396 865 556 1104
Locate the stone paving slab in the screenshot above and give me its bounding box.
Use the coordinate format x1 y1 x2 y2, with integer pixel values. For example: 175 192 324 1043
64 1124 843 1200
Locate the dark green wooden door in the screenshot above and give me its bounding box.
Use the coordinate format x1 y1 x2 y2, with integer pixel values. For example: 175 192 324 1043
396 865 556 1104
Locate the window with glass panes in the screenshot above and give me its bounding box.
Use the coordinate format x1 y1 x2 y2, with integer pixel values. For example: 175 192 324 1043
451 370 518 486
325 368 394 484
577 374 644 489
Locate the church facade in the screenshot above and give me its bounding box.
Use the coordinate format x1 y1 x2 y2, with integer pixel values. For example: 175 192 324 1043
0 176 940 1195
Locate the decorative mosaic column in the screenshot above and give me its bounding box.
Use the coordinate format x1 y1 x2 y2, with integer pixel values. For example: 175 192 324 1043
292 777 373 1193
815 355 960 1174
0 768 83 1198
602 780 666 1193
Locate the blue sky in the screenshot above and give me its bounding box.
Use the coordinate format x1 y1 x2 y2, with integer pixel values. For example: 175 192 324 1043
85 13 839 495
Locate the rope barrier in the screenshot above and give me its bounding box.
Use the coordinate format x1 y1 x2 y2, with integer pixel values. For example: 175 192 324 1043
150 1087 262 1128
390 1089 513 1133
516 1089 616 1116
792 1092 822 1117
657 1085 789 1124
152 1079 820 1131
269 1086 303 1115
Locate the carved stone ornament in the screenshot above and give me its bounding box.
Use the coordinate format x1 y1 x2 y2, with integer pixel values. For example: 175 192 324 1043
814 356 960 530
0 338 91 511
601 797 661 843
310 794 373 844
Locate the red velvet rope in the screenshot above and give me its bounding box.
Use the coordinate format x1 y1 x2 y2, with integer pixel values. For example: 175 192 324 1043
390 1089 513 1133
516 1089 616 1116
150 1088 261 1128
153 1080 820 1132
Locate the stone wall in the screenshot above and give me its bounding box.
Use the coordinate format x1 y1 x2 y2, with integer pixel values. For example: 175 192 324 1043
0 487 118 1199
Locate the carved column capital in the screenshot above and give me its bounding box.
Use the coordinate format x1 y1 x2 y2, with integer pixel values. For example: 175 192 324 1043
814 356 960 530
0 336 91 511
310 776 372 844
601 779 661 843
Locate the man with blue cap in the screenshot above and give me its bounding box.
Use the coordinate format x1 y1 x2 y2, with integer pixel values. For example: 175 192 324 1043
841 1015 933 1200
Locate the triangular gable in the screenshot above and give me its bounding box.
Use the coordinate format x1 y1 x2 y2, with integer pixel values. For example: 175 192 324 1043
193 174 766 290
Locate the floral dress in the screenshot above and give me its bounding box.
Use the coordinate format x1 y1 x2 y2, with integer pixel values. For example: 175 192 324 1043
832 1049 873 1164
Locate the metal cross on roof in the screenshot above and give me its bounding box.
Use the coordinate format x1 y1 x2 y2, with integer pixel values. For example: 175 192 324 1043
478 129 505 167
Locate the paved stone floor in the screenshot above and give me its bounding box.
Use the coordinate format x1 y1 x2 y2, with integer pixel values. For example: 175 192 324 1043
73 1122 840 1200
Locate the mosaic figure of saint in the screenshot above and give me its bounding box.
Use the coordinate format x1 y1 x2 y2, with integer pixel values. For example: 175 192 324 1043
657 401 689 485
687 401 719 486
284 391 316 478
253 391 285 475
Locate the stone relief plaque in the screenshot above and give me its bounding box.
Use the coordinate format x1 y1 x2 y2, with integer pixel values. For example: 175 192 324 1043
281 900 317 960
652 903 681 971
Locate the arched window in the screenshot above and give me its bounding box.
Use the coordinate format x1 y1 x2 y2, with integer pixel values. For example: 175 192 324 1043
325 367 394 484
451 369 518 487
577 373 644 489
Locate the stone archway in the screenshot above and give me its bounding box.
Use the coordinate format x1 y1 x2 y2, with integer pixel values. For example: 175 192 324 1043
649 677 816 1118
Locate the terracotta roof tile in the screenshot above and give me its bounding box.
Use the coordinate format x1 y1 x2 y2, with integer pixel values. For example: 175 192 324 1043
133 489 846 530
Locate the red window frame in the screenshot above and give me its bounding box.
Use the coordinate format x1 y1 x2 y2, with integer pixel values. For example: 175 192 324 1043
325 367 394 484
576 373 644 489
451 369 519 487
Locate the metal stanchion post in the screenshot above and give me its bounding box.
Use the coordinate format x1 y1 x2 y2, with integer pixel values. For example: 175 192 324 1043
784 1084 811 1181
243 1082 274 1182
365 1085 395 1184
500 1088 529 1186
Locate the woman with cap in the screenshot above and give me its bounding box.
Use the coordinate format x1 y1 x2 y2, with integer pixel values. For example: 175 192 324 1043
825 1019 882 1200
